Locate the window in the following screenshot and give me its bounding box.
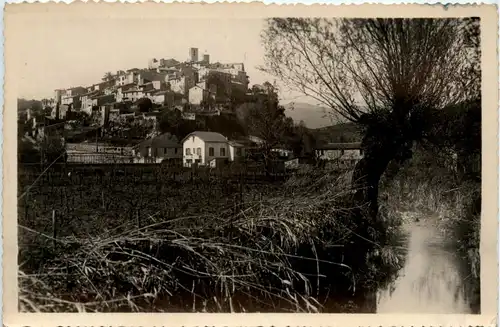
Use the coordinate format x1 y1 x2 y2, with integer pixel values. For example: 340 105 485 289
196 147 201 156
209 147 214 156
220 148 226 156
174 148 178 154
186 148 191 155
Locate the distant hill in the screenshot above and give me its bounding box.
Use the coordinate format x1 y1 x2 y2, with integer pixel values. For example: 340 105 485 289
282 102 337 129
311 122 363 144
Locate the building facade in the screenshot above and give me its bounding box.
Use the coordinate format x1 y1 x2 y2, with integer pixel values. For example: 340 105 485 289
228 141 245 162
182 131 230 167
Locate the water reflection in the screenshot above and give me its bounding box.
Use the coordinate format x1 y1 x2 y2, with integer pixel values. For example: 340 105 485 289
376 220 472 313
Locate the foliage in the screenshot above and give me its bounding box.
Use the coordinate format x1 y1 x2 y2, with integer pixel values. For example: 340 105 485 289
18 98 43 112
286 121 317 157
18 139 41 164
40 136 66 164
18 168 405 313
380 145 480 312
102 72 114 82
157 109 247 140
262 18 477 122
261 18 481 219
312 123 362 144
136 98 154 113
243 96 290 149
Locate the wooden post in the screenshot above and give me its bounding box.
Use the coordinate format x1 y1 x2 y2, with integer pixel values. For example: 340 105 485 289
52 210 57 248
101 189 105 209
136 209 141 229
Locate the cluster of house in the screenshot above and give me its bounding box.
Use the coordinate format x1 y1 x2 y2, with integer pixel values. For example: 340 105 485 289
66 131 253 166
43 47 249 126
64 129 364 170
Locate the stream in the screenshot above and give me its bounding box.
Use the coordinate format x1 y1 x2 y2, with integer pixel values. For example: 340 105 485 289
375 214 474 313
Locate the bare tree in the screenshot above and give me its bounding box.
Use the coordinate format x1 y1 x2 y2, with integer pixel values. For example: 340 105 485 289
261 18 480 218
238 83 293 171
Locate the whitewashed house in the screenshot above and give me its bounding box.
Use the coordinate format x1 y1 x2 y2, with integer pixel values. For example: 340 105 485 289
181 131 230 167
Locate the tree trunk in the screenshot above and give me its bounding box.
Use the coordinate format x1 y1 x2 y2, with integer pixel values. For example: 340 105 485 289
351 149 394 219
352 107 415 221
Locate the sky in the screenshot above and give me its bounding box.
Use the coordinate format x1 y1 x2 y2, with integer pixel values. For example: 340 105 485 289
8 13 313 104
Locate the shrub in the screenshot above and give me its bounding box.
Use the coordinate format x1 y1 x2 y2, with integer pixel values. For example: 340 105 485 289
19 168 405 313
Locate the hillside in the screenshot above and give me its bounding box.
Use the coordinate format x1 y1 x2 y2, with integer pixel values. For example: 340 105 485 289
311 122 363 144
18 98 43 112
282 102 336 129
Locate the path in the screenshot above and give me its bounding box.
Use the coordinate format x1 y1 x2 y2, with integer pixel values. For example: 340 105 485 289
376 213 472 313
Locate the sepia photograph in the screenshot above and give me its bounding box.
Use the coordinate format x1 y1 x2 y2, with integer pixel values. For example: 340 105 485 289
3 3 498 326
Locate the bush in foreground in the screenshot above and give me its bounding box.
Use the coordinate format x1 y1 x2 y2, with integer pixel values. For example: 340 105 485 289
19 169 405 313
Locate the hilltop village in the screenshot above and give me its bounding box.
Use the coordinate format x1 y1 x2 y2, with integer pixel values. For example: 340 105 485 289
18 47 364 170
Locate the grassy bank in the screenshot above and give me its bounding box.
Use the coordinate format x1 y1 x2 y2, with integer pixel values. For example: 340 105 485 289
19 167 405 313
380 147 481 312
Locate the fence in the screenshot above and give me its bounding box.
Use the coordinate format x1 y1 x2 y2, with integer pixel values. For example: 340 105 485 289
18 163 304 187
66 153 135 164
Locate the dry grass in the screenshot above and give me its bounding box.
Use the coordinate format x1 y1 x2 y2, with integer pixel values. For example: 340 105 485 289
18 169 379 312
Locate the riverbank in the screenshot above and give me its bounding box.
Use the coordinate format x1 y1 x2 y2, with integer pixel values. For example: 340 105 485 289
380 152 481 313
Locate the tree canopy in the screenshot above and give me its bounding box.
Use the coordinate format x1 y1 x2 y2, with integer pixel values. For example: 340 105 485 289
136 98 153 113
261 18 480 123
261 17 481 218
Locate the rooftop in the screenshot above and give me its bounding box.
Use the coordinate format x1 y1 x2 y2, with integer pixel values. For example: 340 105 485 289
182 131 228 143
91 93 114 99
228 141 244 147
136 133 181 149
123 88 141 93
117 83 137 90
80 90 101 97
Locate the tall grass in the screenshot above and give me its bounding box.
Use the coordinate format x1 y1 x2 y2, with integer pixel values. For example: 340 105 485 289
19 167 405 313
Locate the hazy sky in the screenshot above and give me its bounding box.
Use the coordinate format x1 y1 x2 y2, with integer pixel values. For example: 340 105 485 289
9 13 311 104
